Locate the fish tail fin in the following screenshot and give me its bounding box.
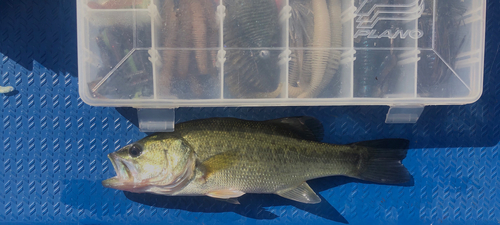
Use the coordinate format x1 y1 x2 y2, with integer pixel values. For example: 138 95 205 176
354 139 412 184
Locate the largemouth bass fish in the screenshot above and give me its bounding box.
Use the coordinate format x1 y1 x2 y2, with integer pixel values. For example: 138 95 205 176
103 117 411 204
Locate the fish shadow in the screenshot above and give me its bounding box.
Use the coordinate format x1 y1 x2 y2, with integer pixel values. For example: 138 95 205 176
3 89 20 97
123 176 414 223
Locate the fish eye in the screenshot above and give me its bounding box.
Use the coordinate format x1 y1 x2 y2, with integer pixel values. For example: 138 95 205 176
259 50 270 59
129 145 143 158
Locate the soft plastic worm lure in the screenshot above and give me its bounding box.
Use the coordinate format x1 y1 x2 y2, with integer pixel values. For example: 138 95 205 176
300 0 342 98
417 0 466 96
191 0 209 75
160 0 219 98
176 1 194 78
202 0 219 72
0 85 14 94
159 0 178 97
288 0 313 97
297 0 330 98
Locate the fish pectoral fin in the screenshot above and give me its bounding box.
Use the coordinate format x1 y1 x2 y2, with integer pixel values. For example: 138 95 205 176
276 182 321 204
201 151 239 179
207 189 245 199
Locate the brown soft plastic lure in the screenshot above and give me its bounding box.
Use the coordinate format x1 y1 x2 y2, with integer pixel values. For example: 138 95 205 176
288 0 314 97
159 0 178 96
190 0 209 75
200 0 219 72
176 1 193 78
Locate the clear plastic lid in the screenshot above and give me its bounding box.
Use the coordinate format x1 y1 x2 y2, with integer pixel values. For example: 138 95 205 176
77 0 485 108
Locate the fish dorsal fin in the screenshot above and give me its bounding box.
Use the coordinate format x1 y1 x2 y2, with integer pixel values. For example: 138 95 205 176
200 151 239 179
276 182 321 204
266 116 324 141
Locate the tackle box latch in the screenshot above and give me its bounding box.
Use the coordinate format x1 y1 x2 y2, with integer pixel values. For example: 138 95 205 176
385 105 425 123
138 108 176 132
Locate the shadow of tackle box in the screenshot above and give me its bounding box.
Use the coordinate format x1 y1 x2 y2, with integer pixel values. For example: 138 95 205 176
76 0 486 131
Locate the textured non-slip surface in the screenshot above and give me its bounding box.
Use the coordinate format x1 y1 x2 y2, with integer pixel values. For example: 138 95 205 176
0 0 499 224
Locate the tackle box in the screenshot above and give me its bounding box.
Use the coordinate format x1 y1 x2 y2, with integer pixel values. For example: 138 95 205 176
77 0 486 132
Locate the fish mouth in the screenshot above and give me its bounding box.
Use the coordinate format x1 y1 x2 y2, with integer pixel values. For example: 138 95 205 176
102 153 135 190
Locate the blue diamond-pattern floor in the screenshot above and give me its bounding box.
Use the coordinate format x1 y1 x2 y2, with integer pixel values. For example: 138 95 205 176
0 0 499 224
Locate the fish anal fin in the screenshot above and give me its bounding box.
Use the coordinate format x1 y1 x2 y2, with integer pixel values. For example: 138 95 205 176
207 189 245 199
214 198 241 204
276 182 321 204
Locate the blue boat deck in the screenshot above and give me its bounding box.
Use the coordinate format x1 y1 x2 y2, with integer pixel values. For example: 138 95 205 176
0 1 499 224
